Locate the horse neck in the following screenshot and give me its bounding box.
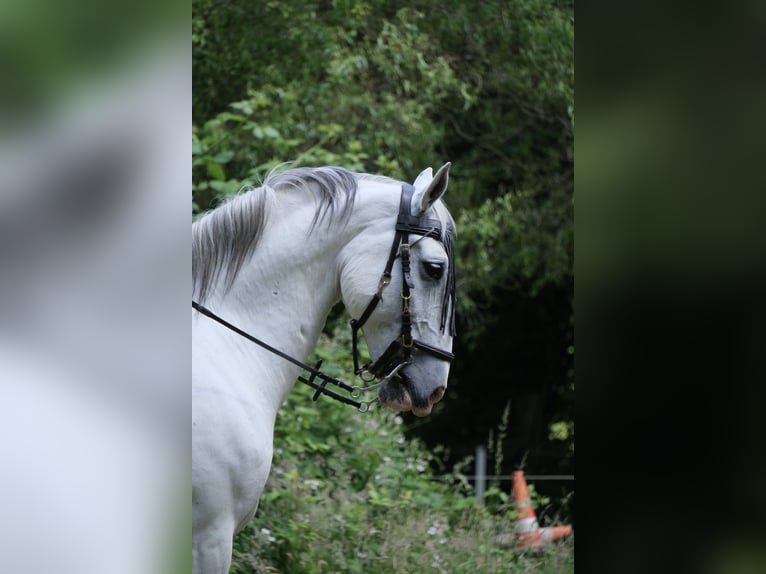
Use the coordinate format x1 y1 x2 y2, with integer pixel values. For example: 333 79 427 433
206 203 349 409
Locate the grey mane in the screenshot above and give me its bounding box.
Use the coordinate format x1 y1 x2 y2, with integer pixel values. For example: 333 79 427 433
191 165 455 307
192 166 363 302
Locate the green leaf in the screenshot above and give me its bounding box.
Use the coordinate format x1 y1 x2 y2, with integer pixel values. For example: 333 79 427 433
206 161 225 181
212 150 235 164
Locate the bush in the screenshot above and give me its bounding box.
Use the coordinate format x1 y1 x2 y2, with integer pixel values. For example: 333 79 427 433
230 325 573 573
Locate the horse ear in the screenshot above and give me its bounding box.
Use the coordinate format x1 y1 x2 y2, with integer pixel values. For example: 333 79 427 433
412 162 450 214
413 167 433 190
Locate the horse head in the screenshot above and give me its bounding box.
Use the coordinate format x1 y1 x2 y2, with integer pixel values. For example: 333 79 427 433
339 163 455 417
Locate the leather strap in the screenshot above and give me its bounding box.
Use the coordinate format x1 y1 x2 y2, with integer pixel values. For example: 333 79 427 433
351 184 454 378
193 300 364 408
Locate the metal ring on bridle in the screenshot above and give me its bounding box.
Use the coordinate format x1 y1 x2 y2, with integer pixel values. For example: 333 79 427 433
357 397 379 413
351 381 383 398
381 360 410 382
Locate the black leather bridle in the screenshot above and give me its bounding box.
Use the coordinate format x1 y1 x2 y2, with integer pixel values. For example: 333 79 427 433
350 183 455 383
192 184 455 411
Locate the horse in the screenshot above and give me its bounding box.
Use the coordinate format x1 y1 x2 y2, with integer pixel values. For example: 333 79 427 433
192 163 456 573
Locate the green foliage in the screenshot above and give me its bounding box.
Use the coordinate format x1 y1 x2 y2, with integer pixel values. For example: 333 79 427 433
193 2 473 217
229 325 572 573
192 0 574 335
456 187 573 347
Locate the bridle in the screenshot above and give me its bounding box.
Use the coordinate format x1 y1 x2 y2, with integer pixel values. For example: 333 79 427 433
350 183 455 384
192 184 456 412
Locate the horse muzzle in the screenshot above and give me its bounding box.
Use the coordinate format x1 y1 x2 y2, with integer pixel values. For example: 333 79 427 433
378 371 446 417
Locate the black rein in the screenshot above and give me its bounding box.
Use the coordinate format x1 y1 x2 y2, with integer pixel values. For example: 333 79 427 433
192 300 368 410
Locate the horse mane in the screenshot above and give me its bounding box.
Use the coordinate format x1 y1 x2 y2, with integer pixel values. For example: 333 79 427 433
193 166 364 302
192 165 455 306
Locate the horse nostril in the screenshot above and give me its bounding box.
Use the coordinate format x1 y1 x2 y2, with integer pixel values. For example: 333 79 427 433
430 386 446 404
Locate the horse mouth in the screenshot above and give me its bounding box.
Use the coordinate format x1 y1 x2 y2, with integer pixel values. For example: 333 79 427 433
378 374 438 417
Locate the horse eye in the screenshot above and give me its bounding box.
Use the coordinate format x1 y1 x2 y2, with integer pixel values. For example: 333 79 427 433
422 261 445 280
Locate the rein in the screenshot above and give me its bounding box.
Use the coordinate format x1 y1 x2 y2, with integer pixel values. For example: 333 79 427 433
192 300 373 411
192 184 455 412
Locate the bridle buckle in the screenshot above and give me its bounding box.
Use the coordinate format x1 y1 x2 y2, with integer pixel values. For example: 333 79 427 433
402 333 414 349
376 273 391 297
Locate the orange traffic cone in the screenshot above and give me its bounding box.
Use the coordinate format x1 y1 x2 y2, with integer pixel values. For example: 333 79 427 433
511 470 572 549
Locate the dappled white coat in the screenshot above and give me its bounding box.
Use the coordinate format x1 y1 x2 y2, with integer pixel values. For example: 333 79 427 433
192 164 453 574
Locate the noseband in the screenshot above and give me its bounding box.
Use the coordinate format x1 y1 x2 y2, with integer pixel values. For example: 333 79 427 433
350 184 455 382
192 183 455 411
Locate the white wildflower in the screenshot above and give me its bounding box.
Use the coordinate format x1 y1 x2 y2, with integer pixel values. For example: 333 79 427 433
427 521 449 537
